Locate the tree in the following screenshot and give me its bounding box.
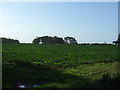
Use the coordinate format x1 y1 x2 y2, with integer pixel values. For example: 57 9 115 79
113 34 120 45
53 36 64 44
32 36 40 44
1 37 20 44
64 36 78 44
118 34 120 45
32 36 65 44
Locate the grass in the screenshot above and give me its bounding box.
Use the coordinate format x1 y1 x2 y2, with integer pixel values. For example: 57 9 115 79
2 44 120 88
36 62 120 88
2 44 118 66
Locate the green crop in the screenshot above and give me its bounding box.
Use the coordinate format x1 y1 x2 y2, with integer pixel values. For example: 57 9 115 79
2 44 118 68
2 44 119 88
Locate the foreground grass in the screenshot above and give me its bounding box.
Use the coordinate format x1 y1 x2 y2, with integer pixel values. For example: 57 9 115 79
3 62 120 88
37 62 120 88
2 44 120 88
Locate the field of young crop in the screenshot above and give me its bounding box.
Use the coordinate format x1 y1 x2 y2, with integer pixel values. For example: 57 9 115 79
2 44 120 88
2 44 118 67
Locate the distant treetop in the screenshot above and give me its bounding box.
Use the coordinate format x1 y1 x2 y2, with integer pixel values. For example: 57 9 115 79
113 34 120 45
1 37 20 44
32 36 78 45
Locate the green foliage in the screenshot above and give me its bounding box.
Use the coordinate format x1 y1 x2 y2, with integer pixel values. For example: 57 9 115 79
113 33 120 45
32 36 65 44
2 44 119 88
2 44 118 68
1 37 19 44
64 36 78 44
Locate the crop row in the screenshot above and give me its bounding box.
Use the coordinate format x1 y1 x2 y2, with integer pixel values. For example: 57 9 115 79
2 44 118 68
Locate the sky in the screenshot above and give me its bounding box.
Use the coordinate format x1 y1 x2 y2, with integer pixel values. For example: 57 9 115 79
0 2 118 43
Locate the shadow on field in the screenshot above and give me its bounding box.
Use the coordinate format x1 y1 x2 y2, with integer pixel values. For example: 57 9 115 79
3 63 84 88
2 62 120 88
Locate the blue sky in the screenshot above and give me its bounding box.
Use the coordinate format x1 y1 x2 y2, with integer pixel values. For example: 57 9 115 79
0 2 118 43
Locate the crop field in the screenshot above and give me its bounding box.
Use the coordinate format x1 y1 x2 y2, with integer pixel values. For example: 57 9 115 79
2 44 120 88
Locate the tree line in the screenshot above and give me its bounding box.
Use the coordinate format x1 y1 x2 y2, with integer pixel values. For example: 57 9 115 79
1 34 120 45
113 34 120 45
1 37 19 44
32 36 78 45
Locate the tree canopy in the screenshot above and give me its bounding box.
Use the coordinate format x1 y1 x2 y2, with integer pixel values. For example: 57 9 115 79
64 36 78 45
113 34 120 45
32 36 78 45
1 37 20 44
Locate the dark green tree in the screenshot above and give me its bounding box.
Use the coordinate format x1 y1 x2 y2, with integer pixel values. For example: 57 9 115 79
53 36 64 44
118 34 120 45
1 37 20 44
113 34 120 45
32 36 65 44
32 36 40 44
64 36 78 44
